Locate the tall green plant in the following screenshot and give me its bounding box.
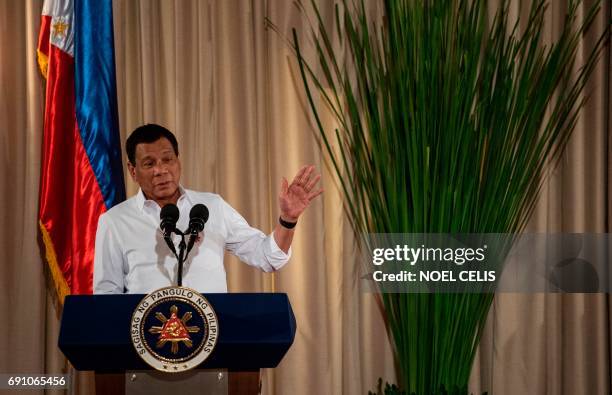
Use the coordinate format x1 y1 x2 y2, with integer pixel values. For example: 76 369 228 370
290 0 608 393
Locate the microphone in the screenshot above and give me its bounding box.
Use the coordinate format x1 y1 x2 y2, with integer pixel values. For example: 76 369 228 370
189 204 209 234
160 204 179 256
185 204 209 256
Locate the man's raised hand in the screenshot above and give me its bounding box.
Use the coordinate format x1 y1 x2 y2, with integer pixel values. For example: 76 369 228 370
278 165 323 222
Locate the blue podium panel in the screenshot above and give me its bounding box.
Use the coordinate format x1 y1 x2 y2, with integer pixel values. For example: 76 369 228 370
59 293 296 372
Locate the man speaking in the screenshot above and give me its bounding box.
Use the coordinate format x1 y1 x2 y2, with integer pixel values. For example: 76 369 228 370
93 124 323 294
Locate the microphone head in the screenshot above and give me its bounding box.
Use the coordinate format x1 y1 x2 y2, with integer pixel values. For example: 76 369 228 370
160 204 180 233
189 204 209 233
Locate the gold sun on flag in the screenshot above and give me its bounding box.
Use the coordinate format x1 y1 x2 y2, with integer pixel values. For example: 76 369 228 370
52 20 69 39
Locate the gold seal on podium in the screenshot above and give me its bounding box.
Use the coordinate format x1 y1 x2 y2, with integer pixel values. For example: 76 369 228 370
130 286 219 372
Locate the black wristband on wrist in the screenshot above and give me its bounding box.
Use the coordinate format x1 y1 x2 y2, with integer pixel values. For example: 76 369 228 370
279 216 297 229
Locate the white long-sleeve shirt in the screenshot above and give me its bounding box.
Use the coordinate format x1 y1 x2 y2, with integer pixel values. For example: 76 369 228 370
93 187 291 294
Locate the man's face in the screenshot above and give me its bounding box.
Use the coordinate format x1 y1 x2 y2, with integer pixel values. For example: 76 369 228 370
128 137 181 205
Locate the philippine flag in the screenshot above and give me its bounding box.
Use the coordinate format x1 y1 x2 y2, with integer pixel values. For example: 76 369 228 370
37 0 125 300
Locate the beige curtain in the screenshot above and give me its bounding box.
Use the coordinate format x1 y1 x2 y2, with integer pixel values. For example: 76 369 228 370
0 0 609 394
0 0 62 391
470 1 612 394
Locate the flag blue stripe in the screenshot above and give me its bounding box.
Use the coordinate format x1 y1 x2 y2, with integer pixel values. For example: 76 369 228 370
74 0 125 209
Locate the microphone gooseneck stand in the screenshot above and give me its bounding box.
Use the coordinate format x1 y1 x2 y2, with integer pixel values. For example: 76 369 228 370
176 232 187 286
166 228 189 287
161 203 209 287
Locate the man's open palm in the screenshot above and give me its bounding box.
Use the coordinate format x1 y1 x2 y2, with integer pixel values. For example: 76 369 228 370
279 165 323 221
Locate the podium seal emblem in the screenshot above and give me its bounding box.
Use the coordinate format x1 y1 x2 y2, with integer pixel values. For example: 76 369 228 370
130 286 219 372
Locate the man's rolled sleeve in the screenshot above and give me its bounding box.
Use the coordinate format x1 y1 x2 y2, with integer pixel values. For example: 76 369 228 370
221 198 292 272
266 233 292 270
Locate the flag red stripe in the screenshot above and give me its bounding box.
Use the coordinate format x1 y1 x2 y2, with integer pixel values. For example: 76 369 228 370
37 15 51 59
39 45 106 294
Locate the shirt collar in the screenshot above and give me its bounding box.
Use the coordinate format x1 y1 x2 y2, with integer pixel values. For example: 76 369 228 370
135 185 191 212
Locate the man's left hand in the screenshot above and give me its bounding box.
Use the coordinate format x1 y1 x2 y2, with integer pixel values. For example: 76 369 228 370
279 165 323 222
